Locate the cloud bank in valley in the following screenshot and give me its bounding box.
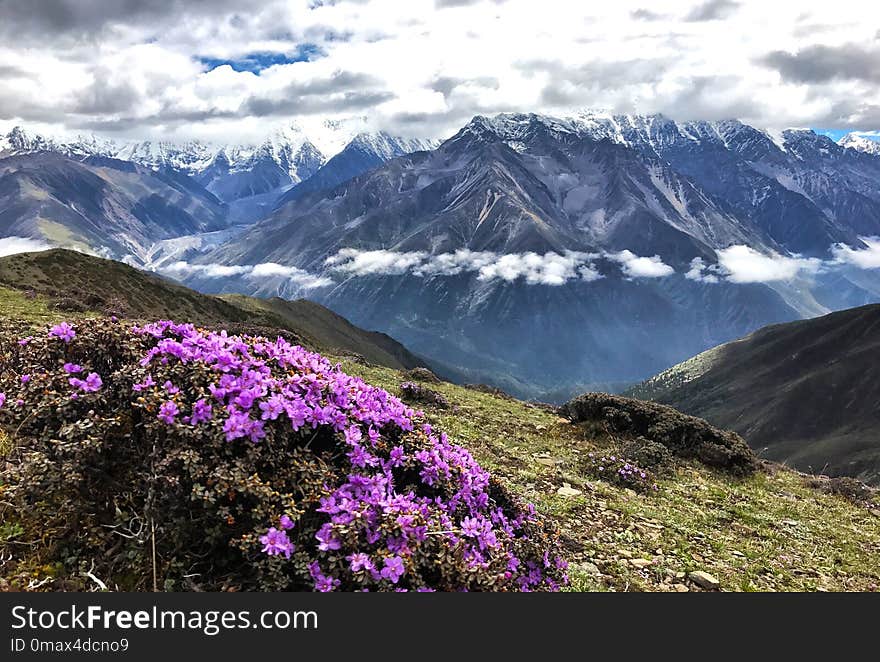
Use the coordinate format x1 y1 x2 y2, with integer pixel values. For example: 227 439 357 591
4 237 880 289
161 261 334 289
324 249 664 285
160 239 880 289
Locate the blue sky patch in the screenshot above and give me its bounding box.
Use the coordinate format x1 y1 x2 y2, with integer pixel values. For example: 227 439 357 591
813 128 880 143
199 44 324 74
813 128 850 141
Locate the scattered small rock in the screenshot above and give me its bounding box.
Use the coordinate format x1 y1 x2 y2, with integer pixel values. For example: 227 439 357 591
673 583 690 592
557 482 582 497
688 570 720 590
630 558 653 569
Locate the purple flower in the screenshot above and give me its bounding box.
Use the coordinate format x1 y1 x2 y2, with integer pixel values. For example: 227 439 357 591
68 372 102 393
388 446 406 467
344 425 362 445
49 322 76 343
279 515 295 531
20 374 30 384
258 394 285 421
158 400 179 424
63 363 82 374
163 380 179 395
0 392 5 408
17 336 32 346
347 444 376 468
460 516 484 538
132 375 155 392
347 553 374 573
380 556 406 584
83 372 102 392
316 523 341 551
260 527 294 559
190 398 213 425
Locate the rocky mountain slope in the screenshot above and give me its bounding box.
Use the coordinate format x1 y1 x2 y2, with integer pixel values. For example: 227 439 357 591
628 304 880 485
0 152 227 260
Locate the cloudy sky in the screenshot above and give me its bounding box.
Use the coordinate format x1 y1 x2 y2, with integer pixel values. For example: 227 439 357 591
0 0 878 143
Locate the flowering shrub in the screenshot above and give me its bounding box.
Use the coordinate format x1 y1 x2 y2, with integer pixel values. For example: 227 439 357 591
581 453 659 493
399 381 450 409
0 318 566 591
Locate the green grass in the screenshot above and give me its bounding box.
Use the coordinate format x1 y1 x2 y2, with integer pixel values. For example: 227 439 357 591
0 286 61 323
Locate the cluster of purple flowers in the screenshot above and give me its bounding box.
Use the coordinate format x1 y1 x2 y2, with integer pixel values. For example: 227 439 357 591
584 453 659 492
127 320 566 592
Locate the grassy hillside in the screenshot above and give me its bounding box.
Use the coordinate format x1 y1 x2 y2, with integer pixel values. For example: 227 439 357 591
0 249 424 371
1 283 876 592
339 363 880 592
628 304 880 485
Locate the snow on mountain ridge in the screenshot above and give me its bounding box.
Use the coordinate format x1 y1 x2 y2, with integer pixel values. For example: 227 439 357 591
839 133 880 156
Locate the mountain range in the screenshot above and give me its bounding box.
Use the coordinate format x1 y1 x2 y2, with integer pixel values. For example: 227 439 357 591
2 112 880 401
185 112 880 398
0 121 437 239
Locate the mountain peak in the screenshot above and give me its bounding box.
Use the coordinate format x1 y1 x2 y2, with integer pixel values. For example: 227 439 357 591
839 132 880 156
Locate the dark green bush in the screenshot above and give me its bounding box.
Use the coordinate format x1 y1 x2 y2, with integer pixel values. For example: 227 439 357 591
561 393 758 475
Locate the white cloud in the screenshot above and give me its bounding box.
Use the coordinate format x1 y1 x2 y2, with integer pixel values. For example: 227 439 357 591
685 256 720 283
411 249 497 276
714 245 822 283
326 248 621 284
324 248 427 276
476 252 587 285
606 250 675 278
148 241 880 290
1 1 879 141
161 261 332 289
0 236 53 257
831 236 880 269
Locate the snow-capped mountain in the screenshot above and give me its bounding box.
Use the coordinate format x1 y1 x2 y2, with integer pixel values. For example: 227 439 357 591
0 151 227 261
275 131 438 206
0 126 117 159
0 121 442 260
113 139 216 173
839 132 880 156
1 121 438 215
